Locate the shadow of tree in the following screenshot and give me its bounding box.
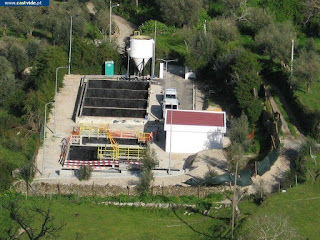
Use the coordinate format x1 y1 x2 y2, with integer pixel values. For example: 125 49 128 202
171 208 213 239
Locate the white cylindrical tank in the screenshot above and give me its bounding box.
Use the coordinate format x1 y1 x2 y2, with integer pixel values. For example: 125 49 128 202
129 35 154 72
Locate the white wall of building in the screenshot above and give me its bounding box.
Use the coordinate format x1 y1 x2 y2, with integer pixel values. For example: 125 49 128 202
164 125 225 153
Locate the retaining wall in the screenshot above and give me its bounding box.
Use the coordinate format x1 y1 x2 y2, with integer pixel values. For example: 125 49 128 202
15 181 228 198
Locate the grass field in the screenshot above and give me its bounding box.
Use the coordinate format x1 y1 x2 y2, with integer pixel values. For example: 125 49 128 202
240 181 320 239
294 81 320 112
1 196 224 240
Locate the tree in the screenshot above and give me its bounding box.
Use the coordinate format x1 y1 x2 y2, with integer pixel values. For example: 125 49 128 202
227 142 245 238
78 165 93 181
40 4 69 45
295 137 320 183
223 0 250 22
136 145 157 195
246 98 263 123
157 0 203 27
244 214 301 240
96 9 110 40
301 0 320 26
0 56 16 105
0 7 15 37
228 112 250 147
293 40 320 93
239 7 273 36
11 7 41 37
207 17 240 42
20 163 35 199
185 31 217 71
6 42 29 75
2 197 65 240
255 22 296 68
26 39 47 64
230 50 262 122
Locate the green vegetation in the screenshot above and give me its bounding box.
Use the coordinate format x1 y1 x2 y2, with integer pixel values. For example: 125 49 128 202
1 0 320 238
239 182 320 239
0 193 229 240
295 81 320 112
78 165 93 181
272 94 297 137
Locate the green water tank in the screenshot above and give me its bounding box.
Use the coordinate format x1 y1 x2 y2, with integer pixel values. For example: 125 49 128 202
105 61 114 76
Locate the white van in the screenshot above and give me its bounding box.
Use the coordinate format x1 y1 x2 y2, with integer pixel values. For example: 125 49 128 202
162 88 179 118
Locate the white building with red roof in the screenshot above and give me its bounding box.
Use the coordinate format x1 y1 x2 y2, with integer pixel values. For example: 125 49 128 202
164 110 227 153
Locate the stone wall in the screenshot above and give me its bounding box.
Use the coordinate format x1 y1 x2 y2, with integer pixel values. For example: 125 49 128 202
14 181 229 198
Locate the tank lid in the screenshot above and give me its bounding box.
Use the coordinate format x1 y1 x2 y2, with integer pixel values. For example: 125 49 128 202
131 35 152 40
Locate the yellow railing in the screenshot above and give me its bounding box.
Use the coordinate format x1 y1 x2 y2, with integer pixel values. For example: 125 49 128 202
78 123 153 142
97 146 145 161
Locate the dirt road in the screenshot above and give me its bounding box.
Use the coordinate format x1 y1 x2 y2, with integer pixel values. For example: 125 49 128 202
113 15 137 51
250 83 305 193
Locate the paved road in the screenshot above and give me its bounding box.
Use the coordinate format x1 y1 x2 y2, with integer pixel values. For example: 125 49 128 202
163 65 193 110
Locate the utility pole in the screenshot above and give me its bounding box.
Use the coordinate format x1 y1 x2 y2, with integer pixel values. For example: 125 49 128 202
290 39 295 89
68 15 72 75
231 160 239 239
109 1 120 43
151 21 156 78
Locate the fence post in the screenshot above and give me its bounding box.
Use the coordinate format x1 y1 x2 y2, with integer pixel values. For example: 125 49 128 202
197 185 200 198
255 161 257 176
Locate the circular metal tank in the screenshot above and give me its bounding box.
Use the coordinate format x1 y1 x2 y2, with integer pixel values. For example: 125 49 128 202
129 35 154 72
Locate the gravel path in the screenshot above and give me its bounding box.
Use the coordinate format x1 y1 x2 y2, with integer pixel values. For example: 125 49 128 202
113 15 137 51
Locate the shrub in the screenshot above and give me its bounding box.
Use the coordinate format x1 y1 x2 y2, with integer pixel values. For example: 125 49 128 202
77 165 93 181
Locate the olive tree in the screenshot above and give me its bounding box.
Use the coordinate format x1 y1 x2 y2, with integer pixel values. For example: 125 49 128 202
136 145 158 195
207 17 240 42
244 214 301 240
0 56 16 105
255 22 297 68
96 9 110 40
157 0 203 27
2 197 65 240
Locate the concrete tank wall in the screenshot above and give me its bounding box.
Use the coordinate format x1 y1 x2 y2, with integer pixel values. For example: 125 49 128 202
84 98 147 109
86 89 148 99
88 80 149 90
82 108 146 118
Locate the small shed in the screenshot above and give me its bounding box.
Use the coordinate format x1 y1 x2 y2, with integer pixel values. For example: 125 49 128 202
164 110 226 154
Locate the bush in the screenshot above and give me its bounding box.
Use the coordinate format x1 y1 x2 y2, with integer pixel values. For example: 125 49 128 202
77 165 93 181
246 98 263 123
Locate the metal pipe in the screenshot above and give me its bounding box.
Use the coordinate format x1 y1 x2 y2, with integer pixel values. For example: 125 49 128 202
43 101 54 175
68 15 72 74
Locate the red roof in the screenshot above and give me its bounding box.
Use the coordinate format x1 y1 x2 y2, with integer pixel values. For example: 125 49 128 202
166 110 225 127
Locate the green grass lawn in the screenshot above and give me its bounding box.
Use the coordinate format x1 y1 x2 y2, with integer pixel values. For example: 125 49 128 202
294 81 320 112
2 196 222 240
240 182 320 239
